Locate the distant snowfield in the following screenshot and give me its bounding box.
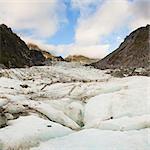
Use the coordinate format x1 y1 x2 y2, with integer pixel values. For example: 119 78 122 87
0 62 149 150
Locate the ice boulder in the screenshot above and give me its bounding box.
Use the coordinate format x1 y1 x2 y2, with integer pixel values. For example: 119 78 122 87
65 101 84 126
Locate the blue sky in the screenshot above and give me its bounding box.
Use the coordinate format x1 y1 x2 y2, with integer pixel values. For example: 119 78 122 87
0 0 149 58
47 0 79 45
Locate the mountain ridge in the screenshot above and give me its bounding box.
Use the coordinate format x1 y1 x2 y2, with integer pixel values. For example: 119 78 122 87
0 24 45 68
65 55 99 64
91 25 150 69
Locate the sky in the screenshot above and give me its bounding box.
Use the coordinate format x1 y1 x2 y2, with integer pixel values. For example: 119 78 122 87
0 0 150 58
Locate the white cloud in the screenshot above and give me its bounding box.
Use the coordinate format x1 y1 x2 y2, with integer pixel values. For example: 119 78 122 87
74 0 150 45
22 35 109 58
51 44 109 58
0 0 67 39
71 0 102 17
71 0 100 8
74 0 129 45
129 0 150 30
22 0 150 59
66 44 109 58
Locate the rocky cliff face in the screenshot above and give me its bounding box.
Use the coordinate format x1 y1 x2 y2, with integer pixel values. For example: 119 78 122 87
27 43 65 62
30 49 45 66
0 24 45 68
0 24 32 68
27 43 46 66
28 43 55 60
91 25 150 69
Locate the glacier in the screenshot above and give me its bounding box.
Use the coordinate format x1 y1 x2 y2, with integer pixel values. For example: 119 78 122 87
0 62 149 150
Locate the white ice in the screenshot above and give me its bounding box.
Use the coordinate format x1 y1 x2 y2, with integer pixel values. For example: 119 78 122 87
0 62 149 150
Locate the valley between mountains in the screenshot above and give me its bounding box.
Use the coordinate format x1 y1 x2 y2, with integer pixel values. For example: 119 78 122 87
0 23 150 150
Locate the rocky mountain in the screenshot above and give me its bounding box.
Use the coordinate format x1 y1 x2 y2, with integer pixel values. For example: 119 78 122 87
30 49 45 66
28 43 55 60
0 24 32 68
27 43 65 62
0 24 45 68
91 25 150 69
65 55 98 64
27 43 42 51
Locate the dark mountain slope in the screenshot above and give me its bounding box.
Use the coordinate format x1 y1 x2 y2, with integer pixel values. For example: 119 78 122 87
0 24 45 68
91 25 150 69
